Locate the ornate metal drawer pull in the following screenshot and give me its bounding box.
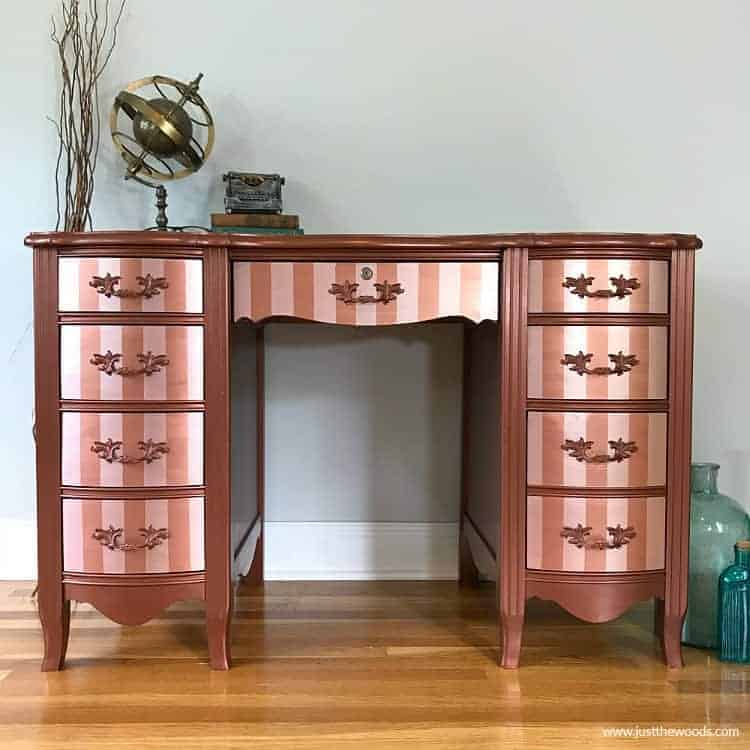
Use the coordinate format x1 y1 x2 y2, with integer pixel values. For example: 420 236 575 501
91 438 169 464
563 274 640 299
561 523 636 550
561 437 637 463
92 524 169 552
90 350 170 377
561 350 639 376
89 272 169 299
328 279 404 305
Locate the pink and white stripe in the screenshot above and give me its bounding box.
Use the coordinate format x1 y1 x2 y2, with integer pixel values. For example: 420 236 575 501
60 325 204 401
232 261 498 325
527 326 668 400
61 411 204 487
58 257 203 313
526 495 666 572
526 411 667 489
528 259 669 314
62 497 204 574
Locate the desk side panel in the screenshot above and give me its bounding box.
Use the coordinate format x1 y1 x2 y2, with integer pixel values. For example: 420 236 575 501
463 321 500 580
230 323 262 579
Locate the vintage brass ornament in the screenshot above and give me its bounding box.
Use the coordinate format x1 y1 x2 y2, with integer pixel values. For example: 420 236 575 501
110 73 215 230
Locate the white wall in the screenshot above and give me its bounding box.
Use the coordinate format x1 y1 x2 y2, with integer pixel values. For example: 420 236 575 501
2 1 749 576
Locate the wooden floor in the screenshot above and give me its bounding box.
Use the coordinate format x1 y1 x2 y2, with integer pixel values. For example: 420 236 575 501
0 581 747 749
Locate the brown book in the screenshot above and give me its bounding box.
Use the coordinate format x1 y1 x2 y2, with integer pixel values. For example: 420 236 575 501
211 213 299 229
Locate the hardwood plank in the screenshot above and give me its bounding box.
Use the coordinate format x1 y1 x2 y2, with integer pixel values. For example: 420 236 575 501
0 582 746 749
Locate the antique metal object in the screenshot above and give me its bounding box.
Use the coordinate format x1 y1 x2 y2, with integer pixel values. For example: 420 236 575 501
563 273 641 299
560 523 637 550
90 350 169 377
93 524 170 552
328 279 404 305
561 350 639 376
91 438 170 465
223 172 285 214
89 272 168 299
561 437 638 464
110 74 215 230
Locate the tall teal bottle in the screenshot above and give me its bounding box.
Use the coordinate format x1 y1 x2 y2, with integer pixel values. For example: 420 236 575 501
718 541 750 663
682 464 750 648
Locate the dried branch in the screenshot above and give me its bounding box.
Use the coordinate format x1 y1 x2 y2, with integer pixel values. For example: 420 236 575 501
50 0 126 231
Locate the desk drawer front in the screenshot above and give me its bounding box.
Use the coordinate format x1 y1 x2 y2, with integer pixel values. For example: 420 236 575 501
58 258 203 313
528 325 668 400
528 259 668 314
61 412 203 487
61 325 204 401
233 261 498 325
62 497 204 574
527 411 666 488
526 495 665 572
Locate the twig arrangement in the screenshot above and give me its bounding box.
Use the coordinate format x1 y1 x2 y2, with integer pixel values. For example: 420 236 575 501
50 0 126 231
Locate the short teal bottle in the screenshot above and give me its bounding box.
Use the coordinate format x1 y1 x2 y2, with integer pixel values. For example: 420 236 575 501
718 541 750 663
682 463 750 649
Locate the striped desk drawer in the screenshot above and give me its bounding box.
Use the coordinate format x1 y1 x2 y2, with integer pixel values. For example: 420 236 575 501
527 411 667 489
61 325 203 401
233 261 498 325
526 495 666 572
528 259 668 314
63 497 204 574
61 412 203 487
528 326 668 400
59 258 203 313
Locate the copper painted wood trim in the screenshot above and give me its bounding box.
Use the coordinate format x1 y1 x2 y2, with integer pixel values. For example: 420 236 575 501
64 580 205 627
528 326 668 401
526 495 666 573
58 257 203 313
663 249 696 668
59 313 205 326
33 246 67 671
27 230 702 250
529 260 669 314
61 411 204 487
233 261 499 325
60 400 205 413
527 411 667 489
62 570 206 586
498 248 528 668
527 485 667 498
61 324 204 401
464 511 497 561
525 570 665 623
62 487 206 500
63 497 205 574
527 399 669 413
529 313 670 327
204 246 232 670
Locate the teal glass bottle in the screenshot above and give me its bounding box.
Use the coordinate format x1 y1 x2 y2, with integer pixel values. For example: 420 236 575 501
718 541 750 662
682 463 750 649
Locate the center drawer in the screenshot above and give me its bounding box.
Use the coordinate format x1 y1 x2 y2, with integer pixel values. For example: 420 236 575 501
232 261 499 325
61 325 204 401
61 412 203 487
62 497 205 574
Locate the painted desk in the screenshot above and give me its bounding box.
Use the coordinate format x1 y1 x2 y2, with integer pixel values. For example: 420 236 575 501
26 231 701 669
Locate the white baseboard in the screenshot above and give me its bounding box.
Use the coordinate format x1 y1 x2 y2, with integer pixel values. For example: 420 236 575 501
0 519 459 581
265 522 459 580
0 520 37 580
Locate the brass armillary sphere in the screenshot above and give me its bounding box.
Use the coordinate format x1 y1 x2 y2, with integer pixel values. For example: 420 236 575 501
110 73 215 230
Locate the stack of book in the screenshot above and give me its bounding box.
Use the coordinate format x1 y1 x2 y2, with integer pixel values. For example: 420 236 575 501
210 213 303 236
